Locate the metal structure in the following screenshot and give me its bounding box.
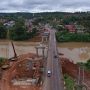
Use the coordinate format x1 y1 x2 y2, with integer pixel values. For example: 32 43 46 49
42 36 48 43
74 65 87 90
41 31 49 43
11 42 17 58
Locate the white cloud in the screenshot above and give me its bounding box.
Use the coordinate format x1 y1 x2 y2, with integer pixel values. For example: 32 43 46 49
0 0 90 12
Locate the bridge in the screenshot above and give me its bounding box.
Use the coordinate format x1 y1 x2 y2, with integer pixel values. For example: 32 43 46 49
0 28 64 90
43 29 64 90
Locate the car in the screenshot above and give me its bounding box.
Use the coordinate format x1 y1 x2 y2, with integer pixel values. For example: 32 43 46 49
47 70 52 77
54 55 58 58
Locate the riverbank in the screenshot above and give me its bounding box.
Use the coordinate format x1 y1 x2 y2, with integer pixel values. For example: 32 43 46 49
58 42 90 63
0 40 47 59
0 35 42 43
57 42 90 48
0 40 40 46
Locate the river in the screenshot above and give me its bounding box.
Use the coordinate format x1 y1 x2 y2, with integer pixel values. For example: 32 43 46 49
0 41 90 63
0 41 47 59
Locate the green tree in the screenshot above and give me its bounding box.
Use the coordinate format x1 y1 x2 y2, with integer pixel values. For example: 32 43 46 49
0 57 5 66
32 27 37 35
85 59 90 70
9 22 28 41
0 23 7 39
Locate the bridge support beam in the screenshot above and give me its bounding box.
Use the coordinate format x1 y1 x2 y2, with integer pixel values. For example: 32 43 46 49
36 47 39 56
35 46 45 59
42 47 45 58
42 36 48 43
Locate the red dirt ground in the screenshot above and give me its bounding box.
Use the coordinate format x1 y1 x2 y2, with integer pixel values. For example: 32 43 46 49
0 53 42 90
61 57 90 90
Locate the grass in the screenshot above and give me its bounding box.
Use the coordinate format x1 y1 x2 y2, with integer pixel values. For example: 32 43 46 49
0 57 7 67
77 60 90 71
64 74 75 90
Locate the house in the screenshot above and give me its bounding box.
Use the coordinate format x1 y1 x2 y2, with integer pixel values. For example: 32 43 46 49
25 19 33 32
42 31 50 36
65 25 76 33
4 21 15 28
0 19 7 24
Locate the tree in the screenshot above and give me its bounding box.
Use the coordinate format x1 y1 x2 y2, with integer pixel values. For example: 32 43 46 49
0 57 5 66
85 59 90 70
9 21 28 41
32 27 37 35
0 23 7 39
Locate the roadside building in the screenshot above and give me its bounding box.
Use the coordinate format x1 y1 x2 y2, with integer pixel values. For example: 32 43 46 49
0 19 7 24
25 19 33 32
65 25 76 33
4 21 15 28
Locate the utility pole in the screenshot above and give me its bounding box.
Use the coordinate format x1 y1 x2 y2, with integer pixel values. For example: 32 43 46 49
7 29 17 59
74 64 87 90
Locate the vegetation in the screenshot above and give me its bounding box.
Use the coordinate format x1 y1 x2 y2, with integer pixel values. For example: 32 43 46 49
85 59 90 70
53 25 66 32
64 74 75 90
56 31 90 42
9 18 38 41
77 59 90 71
0 57 5 67
9 23 28 41
0 12 90 41
26 27 38 39
0 23 7 39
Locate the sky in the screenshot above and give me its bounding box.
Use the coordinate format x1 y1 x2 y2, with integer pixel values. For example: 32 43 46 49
0 0 90 13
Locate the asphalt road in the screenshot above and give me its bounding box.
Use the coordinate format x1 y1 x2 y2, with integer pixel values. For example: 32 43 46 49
43 29 64 90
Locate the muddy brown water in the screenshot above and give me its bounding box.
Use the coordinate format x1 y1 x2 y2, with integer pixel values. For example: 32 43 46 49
0 41 90 63
0 41 47 59
58 42 90 63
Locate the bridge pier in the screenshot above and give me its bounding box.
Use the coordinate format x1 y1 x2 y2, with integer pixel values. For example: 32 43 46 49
42 47 45 58
36 47 39 56
42 36 48 43
35 45 45 59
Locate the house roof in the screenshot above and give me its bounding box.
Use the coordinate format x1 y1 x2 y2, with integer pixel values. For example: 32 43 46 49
65 25 76 32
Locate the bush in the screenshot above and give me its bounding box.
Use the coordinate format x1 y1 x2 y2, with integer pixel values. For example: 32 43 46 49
85 59 90 70
64 74 75 90
0 57 5 66
56 32 90 42
0 23 7 39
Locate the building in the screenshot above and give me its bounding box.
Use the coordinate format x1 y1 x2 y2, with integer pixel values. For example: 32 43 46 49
65 25 76 33
4 21 15 28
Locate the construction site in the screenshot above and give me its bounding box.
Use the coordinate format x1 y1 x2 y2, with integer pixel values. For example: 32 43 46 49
0 29 49 90
0 29 90 90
